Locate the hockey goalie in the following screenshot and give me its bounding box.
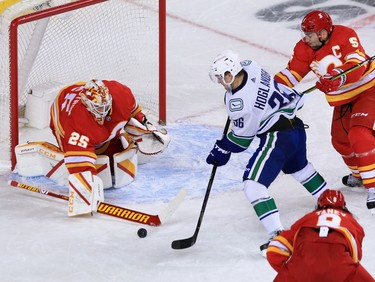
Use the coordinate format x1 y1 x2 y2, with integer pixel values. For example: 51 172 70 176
14 79 170 216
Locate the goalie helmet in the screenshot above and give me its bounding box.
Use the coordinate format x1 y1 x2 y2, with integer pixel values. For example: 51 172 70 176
80 79 112 125
316 189 346 210
301 10 333 34
209 50 242 86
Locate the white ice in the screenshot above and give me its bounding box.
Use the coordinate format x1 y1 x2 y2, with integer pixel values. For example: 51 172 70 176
1 0 375 281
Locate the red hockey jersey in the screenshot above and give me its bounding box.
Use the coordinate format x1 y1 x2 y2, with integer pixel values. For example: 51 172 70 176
267 208 374 282
275 25 375 106
50 80 142 174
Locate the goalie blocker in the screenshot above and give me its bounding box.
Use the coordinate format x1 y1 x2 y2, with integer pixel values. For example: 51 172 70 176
68 171 104 216
14 118 170 189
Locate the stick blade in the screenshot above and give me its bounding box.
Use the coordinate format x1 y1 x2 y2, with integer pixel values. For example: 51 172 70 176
158 188 187 224
171 236 196 250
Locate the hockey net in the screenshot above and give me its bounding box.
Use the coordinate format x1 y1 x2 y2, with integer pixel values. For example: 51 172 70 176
0 0 166 171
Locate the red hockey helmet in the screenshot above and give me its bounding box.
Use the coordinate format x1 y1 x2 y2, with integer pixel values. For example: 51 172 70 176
317 189 346 210
301 10 333 34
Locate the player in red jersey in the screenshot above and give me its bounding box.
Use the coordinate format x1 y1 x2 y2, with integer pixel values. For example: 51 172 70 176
49 79 169 216
274 10 375 211
266 189 374 282
50 79 145 174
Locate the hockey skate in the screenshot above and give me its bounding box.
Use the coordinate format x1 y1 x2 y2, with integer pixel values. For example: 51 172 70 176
260 230 283 257
367 188 375 211
342 174 363 187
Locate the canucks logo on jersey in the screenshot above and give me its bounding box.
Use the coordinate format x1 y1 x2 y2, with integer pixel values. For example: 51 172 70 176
229 98 244 112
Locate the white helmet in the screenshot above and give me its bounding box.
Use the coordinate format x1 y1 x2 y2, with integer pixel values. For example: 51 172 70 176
80 79 112 125
209 50 242 85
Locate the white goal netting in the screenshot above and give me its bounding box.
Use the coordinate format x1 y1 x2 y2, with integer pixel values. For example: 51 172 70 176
0 0 165 170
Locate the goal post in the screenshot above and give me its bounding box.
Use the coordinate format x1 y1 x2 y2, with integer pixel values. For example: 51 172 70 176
0 0 166 171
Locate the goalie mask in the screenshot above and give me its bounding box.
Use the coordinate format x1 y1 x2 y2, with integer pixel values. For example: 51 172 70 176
209 50 242 86
80 79 112 125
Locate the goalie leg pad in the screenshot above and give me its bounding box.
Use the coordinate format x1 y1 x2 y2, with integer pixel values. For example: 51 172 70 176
68 171 104 216
48 155 112 189
95 155 112 189
46 159 69 187
113 145 138 188
15 142 64 176
92 174 104 209
15 142 112 190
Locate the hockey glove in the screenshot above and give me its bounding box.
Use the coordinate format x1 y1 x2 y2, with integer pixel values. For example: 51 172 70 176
206 139 231 166
316 68 346 93
134 111 147 124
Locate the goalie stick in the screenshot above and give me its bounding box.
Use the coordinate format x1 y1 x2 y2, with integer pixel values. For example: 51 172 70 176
8 180 186 226
171 117 231 250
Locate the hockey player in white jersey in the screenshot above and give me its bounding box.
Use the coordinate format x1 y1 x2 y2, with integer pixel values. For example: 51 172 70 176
207 50 328 252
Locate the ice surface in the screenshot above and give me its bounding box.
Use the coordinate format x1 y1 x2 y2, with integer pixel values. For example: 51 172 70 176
1 0 375 281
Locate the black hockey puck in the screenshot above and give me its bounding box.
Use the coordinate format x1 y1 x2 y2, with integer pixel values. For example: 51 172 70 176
137 228 147 238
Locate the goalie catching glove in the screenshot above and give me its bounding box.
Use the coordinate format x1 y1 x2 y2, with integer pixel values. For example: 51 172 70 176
124 117 170 164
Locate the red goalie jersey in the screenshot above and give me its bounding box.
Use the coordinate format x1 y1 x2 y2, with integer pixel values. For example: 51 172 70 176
267 207 374 281
50 80 144 175
275 25 375 106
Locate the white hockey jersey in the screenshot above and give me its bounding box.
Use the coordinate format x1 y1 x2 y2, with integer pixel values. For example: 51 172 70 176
225 60 305 149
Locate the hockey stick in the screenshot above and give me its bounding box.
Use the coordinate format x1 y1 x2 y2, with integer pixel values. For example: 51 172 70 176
302 55 375 94
8 180 186 226
171 117 231 250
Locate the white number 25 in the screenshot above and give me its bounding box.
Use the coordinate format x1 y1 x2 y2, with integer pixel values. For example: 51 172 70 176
68 132 89 148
